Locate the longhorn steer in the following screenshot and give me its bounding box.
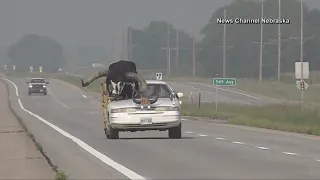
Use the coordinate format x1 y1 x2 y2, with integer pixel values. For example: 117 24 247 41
80 60 158 104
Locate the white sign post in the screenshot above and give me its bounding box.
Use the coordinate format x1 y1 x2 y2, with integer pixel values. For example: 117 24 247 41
30 66 33 72
295 62 309 112
156 73 162 80
12 65 16 72
39 66 43 72
4 65 7 71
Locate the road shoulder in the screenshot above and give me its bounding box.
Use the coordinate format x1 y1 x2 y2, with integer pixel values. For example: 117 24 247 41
0 80 54 179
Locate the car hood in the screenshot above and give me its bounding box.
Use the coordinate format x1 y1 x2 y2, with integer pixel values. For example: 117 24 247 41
108 98 179 109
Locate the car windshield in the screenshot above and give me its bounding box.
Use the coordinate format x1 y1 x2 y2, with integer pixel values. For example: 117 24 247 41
144 83 172 98
30 79 45 83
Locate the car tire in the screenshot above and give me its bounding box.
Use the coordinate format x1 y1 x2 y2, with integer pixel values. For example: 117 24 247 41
28 92 31 95
106 125 119 139
105 114 119 139
44 92 47 95
168 122 182 139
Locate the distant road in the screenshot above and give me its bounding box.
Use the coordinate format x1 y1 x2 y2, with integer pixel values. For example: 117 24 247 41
3 77 320 179
167 81 280 106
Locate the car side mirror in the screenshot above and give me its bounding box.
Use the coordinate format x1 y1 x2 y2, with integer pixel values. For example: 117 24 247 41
46 82 49 84
176 92 183 99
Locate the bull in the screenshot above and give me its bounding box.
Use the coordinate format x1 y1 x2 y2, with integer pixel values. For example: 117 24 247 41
80 60 158 104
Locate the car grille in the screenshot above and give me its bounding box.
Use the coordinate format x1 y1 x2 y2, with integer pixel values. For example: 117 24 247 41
32 85 43 89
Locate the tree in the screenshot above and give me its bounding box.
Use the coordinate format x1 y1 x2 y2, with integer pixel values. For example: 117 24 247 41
130 21 193 75
198 0 316 79
7 34 65 72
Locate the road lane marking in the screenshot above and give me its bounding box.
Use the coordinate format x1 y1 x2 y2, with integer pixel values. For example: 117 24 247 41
232 141 244 145
47 88 70 109
282 152 299 156
316 160 320 162
185 131 193 134
188 82 261 100
82 94 87 98
256 146 269 150
4 78 146 180
216 137 226 140
198 134 208 137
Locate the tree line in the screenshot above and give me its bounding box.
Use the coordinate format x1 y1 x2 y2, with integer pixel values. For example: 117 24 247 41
130 0 320 79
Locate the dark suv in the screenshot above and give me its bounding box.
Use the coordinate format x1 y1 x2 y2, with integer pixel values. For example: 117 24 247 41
27 78 49 95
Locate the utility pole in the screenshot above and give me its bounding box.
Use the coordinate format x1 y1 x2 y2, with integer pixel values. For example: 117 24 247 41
289 1 313 112
252 1 271 83
216 10 234 78
175 28 179 71
192 30 202 76
166 22 171 77
120 28 126 60
127 26 132 61
277 0 281 82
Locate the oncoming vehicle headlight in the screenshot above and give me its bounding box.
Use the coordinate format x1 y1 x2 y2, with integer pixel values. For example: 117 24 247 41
29 85 32 88
156 106 180 111
43 85 46 88
110 108 137 113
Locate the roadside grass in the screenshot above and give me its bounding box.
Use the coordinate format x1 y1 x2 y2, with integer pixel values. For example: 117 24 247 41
181 102 320 136
167 74 320 106
54 171 68 180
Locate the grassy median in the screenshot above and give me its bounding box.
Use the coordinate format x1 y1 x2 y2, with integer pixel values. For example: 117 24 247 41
181 102 320 135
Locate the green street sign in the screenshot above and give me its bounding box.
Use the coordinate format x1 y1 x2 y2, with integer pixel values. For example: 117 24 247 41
213 78 236 86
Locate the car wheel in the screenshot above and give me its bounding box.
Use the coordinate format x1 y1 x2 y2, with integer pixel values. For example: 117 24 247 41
106 125 119 139
28 92 31 95
105 114 119 139
44 92 47 95
168 122 182 139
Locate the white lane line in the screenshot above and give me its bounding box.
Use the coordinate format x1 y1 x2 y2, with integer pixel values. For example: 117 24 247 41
216 137 226 140
198 134 208 137
4 78 146 180
47 88 70 109
185 131 193 134
316 160 320 162
256 146 269 150
3 78 19 96
89 111 100 115
188 82 261 100
232 141 244 145
282 152 299 156
82 94 87 98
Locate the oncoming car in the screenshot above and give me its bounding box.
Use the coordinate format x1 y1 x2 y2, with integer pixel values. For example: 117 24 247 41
26 77 49 95
105 80 184 139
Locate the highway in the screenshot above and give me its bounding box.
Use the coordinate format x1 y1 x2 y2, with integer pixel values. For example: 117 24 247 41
3 77 320 179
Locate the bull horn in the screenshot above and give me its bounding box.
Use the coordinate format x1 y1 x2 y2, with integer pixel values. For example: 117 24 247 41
124 72 147 93
81 70 109 87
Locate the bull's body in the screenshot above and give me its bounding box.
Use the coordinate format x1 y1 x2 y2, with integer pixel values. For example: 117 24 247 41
81 59 157 104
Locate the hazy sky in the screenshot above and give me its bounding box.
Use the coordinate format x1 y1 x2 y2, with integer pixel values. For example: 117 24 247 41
0 0 319 49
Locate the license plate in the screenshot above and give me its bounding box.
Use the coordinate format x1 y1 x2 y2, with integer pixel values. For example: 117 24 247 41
140 117 152 125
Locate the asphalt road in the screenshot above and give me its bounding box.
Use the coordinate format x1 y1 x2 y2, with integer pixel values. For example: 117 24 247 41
167 81 280 106
3 77 320 179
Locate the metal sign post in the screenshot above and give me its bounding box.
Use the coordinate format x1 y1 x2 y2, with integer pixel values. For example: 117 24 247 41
13 65 16 72
295 62 309 112
213 77 237 111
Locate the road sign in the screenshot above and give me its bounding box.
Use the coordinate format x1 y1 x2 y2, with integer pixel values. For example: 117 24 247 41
296 79 308 91
4 65 7 70
30 66 33 72
213 78 236 86
156 73 162 80
12 65 16 71
295 62 309 79
39 66 43 72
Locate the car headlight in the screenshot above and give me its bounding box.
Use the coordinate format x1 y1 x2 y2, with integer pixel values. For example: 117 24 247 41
156 106 180 111
111 108 137 113
43 85 46 88
29 85 32 88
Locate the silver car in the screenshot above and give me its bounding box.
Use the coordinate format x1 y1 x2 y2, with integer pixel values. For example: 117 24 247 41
105 80 184 139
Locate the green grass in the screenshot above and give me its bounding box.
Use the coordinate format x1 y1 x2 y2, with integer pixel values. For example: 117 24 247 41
54 171 68 180
181 102 320 135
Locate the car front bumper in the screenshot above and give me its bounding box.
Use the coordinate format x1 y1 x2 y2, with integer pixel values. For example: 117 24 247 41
109 112 181 131
29 88 47 93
